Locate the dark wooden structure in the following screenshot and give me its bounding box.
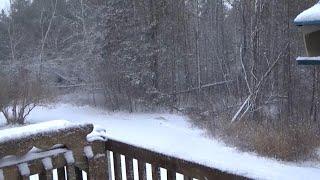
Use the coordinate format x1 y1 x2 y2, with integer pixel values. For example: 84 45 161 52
0 122 248 180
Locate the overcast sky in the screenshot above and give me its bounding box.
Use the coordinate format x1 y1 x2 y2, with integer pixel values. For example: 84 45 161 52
0 0 9 12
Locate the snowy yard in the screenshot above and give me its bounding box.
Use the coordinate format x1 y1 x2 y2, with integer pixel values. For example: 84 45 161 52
1 103 320 180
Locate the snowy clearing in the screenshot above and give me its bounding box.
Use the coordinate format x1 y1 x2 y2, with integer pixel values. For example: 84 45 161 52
1 103 320 180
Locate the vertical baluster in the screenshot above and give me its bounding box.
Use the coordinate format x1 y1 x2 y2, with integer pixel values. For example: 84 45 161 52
184 176 193 180
167 169 176 180
125 156 134 180
75 167 83 180
66 165 82 180
87 154 109 180
113 153 122 180
152 165 161 180
19 175 29 180
57 167 66 180
39 170 53 180
138 161 147 180
66 165 75 180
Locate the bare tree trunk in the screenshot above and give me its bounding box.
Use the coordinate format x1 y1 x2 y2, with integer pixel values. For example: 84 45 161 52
39 0 58 78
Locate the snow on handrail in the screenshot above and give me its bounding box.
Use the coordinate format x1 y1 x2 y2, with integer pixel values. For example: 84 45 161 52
0 120 91 143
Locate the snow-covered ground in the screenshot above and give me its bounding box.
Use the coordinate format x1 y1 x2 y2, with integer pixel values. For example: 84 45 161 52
1 103 320 180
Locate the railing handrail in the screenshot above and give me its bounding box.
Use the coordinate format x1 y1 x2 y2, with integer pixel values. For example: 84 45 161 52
106 139 248 180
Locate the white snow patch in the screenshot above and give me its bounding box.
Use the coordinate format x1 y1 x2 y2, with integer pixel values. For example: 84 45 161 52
295 2 320 25
0 169 3 180
87 127 108 142
41 157 53 170
18 163 30 176
63 151 75 165
84 146 94 159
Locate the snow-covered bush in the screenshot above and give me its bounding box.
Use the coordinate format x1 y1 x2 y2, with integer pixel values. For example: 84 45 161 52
0 69 49 125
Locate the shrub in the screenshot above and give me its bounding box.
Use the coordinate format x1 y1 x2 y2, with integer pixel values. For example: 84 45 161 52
0 69 49 125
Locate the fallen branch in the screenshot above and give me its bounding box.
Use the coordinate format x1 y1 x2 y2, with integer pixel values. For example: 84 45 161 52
231 43 288 123
172 80 233 95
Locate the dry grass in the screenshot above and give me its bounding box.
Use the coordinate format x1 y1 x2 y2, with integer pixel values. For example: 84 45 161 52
188 111 320 161
225 120 320 161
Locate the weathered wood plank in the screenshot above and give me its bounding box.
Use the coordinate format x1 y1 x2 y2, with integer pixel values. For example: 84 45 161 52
113 153 122 180
39 170 53 180
75 167 83 180
167 169 176 180
152 165 161 180
57 167 66 180
2 167 20 180
138 161 147 180
87 154 109 180
66 165 76 180
19 175 29 180
125 156 134 180
66 165 82 180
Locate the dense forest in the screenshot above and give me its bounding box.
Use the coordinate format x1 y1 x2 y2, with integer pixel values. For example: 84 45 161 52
0 0 319 161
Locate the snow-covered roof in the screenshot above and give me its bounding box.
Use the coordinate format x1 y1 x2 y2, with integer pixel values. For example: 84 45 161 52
294 1 320 26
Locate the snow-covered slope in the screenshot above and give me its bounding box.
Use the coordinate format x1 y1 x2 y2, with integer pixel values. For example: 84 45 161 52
1 103 320 179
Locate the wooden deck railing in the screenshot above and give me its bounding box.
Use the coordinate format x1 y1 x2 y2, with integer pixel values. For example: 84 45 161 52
106 139 247 180
0 122 248 180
